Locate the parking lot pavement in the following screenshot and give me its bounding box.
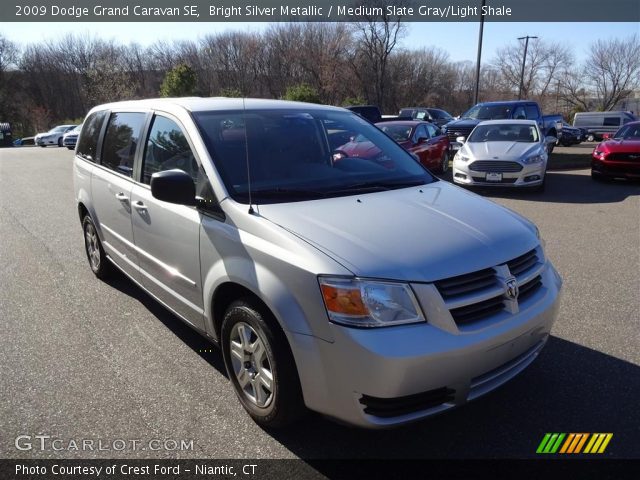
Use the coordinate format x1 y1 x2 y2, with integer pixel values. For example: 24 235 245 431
1 147 638 460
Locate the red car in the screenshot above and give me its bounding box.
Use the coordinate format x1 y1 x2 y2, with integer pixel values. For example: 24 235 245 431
377 121 450 173
591 121 640 181
336 121 450 173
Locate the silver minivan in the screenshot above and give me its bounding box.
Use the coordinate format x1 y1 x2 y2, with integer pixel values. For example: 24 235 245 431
74 98 562 428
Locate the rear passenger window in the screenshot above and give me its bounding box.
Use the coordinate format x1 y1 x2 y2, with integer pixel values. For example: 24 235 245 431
101 112 146 177
76 111 107 162
603 117 620 126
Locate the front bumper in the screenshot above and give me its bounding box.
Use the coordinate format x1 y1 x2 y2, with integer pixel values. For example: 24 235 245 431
592 158 640 179
452 160 546 187
35 136 58 146
289 262 562 428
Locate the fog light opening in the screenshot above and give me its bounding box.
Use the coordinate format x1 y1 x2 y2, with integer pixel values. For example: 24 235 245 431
524 175 541 182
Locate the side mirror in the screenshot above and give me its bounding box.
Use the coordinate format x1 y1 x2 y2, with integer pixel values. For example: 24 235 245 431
416 136 428 144
456 136 466 144
150 169 196 206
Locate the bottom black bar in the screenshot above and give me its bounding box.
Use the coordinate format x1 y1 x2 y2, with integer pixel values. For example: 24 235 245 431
2 459 639 480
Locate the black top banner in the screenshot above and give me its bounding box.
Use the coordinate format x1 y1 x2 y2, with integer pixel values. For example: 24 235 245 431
5 0 640 22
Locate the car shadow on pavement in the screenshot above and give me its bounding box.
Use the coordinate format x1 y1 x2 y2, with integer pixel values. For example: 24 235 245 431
103 272 228 379
265 336 639 461
436 170 639 204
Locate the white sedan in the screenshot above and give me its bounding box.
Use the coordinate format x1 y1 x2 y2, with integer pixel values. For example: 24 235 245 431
452 120 551 191
35 125 77 147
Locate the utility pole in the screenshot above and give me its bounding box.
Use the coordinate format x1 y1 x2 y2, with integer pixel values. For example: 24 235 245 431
473 0 486 104
517 35 537 100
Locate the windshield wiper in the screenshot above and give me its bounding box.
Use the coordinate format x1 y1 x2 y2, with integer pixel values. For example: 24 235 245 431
246 187 329 199
329 179 427 193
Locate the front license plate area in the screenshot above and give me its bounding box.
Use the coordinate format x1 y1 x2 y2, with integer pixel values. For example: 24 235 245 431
486 172 502 182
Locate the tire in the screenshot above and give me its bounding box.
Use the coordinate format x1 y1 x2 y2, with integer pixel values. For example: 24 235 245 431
547 143 555 155
39 145 46 148
221 298 305 428
591 170 609 182
586 134 595 142
67 146 74 150
58 137 63 147
439 151 449 173
82 215 113 279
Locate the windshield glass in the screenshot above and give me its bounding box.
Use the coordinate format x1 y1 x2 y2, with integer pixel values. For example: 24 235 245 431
614 123 640 139
468 123 540 143
378 124 413 142
51 126 68 133
463 105 512 120
193 109 433 204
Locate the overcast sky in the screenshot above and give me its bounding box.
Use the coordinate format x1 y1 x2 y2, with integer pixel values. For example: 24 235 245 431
2 22 638 64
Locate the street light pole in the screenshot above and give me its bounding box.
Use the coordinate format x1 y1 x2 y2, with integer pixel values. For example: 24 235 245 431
473 0 486 104
517 35 537 100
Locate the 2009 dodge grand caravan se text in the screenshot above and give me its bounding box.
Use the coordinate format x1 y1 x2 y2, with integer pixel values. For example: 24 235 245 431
73 98 562 428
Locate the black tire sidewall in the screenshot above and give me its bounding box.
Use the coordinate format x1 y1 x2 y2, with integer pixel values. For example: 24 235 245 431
82 215 110 278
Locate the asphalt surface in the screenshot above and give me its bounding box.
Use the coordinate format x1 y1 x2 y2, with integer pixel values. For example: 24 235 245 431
0 147 638 462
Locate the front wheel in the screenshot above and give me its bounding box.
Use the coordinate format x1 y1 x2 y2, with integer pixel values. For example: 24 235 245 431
221 299 305 428
586 134 595 142
58 137 63 147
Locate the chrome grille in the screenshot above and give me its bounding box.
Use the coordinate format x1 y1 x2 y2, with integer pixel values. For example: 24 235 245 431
434 268 498 299
608 153 640 161
450 295 505 324
447 127 473 142
518 275 542 301
507 249 538 276
469 161 523 172
434 247 544 327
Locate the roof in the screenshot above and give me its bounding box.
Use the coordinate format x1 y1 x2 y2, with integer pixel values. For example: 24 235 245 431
90 97 348 114
477 100 535 105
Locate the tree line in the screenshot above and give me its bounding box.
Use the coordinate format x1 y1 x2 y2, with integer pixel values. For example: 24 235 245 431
0 24 638 137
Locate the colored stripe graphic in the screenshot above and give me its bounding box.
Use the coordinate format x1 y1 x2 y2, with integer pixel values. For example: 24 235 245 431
537 433 613 454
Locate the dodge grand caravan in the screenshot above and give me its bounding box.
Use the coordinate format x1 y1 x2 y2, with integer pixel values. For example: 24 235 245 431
73 98 562 428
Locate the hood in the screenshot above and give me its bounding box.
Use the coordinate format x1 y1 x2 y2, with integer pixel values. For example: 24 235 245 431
257 182 539 282
465 141 541 160
599 139 640 152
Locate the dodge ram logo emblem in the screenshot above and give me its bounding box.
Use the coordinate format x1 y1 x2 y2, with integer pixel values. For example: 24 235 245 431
505 276 519 300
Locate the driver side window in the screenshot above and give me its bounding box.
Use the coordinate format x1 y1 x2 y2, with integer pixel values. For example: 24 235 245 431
142 115 219 213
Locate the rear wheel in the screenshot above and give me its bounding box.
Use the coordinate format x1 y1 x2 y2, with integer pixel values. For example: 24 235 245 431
586 134 595 142
221 298 305 428
67 146 74 150
82 215 113 279
58 137 63 147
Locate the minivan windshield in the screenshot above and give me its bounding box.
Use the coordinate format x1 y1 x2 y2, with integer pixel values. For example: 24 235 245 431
463 105 512 120
468 123 540 143
193 109 434 204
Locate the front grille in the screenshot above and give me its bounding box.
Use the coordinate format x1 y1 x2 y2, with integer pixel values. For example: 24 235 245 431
447 127 473 142
360 387 455 418
434 268 498 299
507 249 538 276
450 295 505 324
469 161 523 172
434 248 544 327
608 153 640 161
518 275 542 301
471 176 518 184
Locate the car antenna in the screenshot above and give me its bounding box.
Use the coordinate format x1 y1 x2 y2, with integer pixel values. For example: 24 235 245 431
242 96 254 215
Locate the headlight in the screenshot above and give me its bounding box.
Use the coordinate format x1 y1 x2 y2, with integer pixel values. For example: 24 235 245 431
523 154 544 164
454 152 469 162
594 150 605 158
318 277 425 328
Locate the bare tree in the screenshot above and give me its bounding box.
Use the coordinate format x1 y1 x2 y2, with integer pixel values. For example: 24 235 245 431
351 0 406 110
577 35 640 111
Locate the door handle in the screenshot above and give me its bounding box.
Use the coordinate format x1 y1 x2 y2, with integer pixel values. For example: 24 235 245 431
133 201 147 211
115 192 128 201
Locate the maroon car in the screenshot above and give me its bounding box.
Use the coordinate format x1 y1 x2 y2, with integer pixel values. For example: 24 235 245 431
591 121 640 181
336 121 450 173
377 121 450 173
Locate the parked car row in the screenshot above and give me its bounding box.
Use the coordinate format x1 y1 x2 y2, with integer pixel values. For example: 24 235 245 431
35 124 77 147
